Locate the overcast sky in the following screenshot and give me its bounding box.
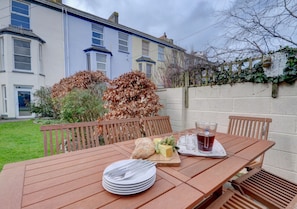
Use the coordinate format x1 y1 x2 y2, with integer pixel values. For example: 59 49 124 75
63 0 235 53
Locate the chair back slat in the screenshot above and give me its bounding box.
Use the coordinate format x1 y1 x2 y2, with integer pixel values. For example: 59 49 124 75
40 121 100 156
228 115 272 169
228 116 272 140
142 116 173 137
99 118 142 144
41 117 172 156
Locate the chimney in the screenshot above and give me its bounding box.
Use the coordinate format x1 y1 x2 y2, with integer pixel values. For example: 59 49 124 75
108 12 119 24
159 32 174 44
48 0 62 3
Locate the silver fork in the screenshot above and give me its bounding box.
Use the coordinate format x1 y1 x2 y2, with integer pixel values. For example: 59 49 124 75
107 160 154 177
104 160 140 176
108 160 156 180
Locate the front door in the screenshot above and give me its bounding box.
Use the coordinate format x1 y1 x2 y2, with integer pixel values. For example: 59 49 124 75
16 88 33 118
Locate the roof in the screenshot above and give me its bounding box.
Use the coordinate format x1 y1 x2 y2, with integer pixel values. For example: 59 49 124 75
0 26 46 43
136 56 156 64
29 0 185 51
84 46 113 55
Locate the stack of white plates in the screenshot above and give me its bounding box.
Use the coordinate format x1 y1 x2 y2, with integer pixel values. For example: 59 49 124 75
102 159 156 195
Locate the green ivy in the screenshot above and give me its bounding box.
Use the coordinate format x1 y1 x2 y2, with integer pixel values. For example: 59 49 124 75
282 47 297 84
171 47 297 98
212 47 297 86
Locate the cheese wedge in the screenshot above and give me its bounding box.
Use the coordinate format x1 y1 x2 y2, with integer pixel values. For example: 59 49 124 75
153 138 163 146
159 144 173 157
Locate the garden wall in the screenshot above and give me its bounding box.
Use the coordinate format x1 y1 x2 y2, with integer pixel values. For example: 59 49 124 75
157 81 297 183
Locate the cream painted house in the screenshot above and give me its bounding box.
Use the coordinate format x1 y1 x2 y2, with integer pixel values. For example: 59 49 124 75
131 33 185 88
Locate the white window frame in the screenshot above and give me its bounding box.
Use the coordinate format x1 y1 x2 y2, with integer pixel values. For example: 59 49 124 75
172 50 178 65
158 45 165 62
146 63 152 79
1 85 7 114
39 43 43 74
13 38 31 71
138 63 142 71
118 32 128 53
86 53 91 70
11 0 30 29
142 40 149 57
96 53 107 75
92 24 104 46
0 37 4 71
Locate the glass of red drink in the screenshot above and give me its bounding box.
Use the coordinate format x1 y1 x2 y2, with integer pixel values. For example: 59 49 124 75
195 122 217 152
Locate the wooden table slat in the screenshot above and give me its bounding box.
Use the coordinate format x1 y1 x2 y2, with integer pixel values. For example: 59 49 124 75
139 183 204 209
188 156 249 196
100 179 175 209
0 165 25 209
235 140 275 161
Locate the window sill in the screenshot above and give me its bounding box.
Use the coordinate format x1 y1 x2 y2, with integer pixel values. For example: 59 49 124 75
12 70 34 74
118 50 129 54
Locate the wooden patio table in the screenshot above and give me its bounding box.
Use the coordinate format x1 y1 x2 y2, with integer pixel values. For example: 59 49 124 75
0 130 275 209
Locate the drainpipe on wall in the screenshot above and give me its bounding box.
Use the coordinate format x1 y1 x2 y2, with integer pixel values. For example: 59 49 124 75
185 71 189 108
62 6 70 77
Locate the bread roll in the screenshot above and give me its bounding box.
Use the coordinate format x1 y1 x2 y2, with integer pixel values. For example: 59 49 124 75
131 137 155 159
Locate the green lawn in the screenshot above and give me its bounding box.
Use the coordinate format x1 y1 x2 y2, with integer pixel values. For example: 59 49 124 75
0 120 44 171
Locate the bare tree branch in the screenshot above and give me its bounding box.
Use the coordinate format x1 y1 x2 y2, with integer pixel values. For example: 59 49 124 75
284 0 297 18
207 0 297 62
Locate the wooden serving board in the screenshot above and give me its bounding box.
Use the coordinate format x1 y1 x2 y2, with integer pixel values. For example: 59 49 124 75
147 150 181 167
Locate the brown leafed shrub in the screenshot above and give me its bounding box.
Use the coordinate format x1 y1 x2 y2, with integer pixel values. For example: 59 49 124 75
51 70 109 120
51 70 109 99
102 71 163 119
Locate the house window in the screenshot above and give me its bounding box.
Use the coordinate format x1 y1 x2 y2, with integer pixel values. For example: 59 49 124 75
92 24 104 46
158 46 165 61
96 53 106 75
86 53 91 70
14 39 31 71
172 50 177 65
138 63 142 71
2 85 7 113
0 37 4 71
146 64 152 79
142 40 149 57
118 32 128 52
11 0 30 29
39 44 43 74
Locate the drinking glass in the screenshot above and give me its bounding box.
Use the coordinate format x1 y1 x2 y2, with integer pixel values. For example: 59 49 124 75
195 121 217 152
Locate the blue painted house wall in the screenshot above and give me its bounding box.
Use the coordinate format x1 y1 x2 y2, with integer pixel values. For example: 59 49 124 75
65 14 132 79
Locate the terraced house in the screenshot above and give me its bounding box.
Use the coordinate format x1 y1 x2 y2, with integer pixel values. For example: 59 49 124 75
0 0 185 119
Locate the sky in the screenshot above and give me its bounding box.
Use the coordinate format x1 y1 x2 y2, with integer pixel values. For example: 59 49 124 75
63 0 235 53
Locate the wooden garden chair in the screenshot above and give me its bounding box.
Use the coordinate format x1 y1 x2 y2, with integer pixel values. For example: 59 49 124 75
142 115 173 137
228 115 272 169
99 118 142 144
205 189 266 209
40 121 100 156
232 168 297 209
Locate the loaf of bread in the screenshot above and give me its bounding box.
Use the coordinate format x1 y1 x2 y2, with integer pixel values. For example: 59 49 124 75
131 137 155 159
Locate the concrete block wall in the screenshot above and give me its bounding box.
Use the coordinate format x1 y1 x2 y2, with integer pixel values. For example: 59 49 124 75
157 81 297 183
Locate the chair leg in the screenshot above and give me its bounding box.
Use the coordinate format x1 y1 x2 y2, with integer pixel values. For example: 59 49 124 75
194 187 223 209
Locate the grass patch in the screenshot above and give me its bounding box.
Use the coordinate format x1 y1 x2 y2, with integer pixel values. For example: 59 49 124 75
0 119 44 171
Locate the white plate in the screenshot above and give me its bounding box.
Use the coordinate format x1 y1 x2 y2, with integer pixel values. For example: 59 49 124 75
104 175 155 189
177 134 227 158
103 159 156 185
102 175 156 195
